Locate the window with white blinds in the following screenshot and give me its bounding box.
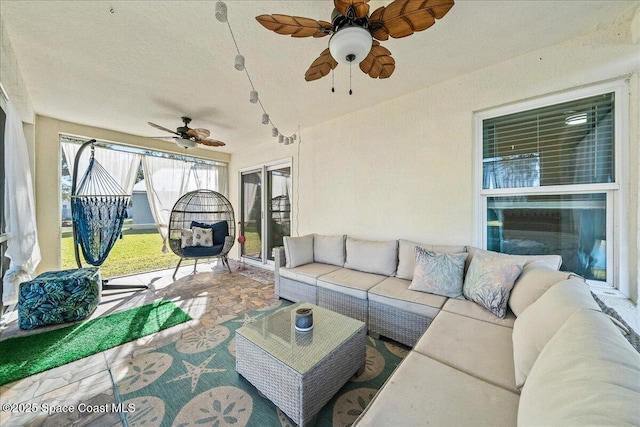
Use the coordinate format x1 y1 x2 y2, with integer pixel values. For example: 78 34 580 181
482 92 614 189
475 82 628 289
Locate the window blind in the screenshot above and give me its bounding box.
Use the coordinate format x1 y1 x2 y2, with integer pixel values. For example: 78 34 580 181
483 92 614 189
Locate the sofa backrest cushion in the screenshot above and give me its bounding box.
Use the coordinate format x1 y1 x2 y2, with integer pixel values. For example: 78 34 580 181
344 237 398 276
518 309 640 427
465 247 562 275
313 234 346 267
397 239 466 280
512 277 601 389
508 268 572 316
283 235 314 268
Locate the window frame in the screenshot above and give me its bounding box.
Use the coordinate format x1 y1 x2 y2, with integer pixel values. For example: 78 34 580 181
473 79 629 293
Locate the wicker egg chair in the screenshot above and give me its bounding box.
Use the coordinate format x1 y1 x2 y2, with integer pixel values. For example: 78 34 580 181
168 189 235 277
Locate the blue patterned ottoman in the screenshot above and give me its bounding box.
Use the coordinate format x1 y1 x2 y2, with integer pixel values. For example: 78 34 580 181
18 268 102 330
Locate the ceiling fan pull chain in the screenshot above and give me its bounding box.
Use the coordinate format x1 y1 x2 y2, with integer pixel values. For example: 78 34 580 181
332 68 335 93
349 62 353 95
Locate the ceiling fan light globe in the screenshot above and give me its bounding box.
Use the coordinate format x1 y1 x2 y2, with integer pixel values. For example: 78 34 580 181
176 138 197 149
329 27 372 65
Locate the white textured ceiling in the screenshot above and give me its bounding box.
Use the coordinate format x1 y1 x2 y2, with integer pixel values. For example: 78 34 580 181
1 1 638 153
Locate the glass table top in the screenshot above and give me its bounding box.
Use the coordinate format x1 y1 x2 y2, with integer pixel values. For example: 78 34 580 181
236 302 365 375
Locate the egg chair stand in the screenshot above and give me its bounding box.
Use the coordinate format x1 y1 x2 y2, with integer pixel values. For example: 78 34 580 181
71 139 148 292
168 189 235 278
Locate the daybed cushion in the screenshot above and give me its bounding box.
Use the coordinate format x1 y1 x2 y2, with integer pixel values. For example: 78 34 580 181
414 310 517 391
442 298 516 328
508 268 573 316
512 277 602 388
408 247 468 298
355 351 519 427
316 268 387 300
313 234 346 267
191 220 228 245
279 263 342 286
518 309 640 426
465 247 562 274
368 277 445 318
283 235 314 268
344 237 398 276
463 251 524 318
396 239 466 280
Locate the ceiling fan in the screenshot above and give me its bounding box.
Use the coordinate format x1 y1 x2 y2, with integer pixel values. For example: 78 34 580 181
256 0 455 82
148 117 225 148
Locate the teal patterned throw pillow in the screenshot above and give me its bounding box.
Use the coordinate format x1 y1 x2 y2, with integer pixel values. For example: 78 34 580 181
408 247 468 298
463 252 524 318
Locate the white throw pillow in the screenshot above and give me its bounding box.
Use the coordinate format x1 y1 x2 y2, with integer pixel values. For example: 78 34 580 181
518 309 640 426
463 251 524 318
408 247 468 298
344 237 398 276
283 235 314 268
181 228 193 248
313 234 346 266
192 226 213 247
396 239 466 280
512 277 601 388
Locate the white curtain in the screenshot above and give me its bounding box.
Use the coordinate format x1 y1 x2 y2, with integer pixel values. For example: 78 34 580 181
187 162 228 196
142 156 190 252
2 101 42 306
61 142 141 195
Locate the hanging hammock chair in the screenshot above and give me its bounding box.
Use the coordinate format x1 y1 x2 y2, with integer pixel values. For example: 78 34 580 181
71 139 147 291
168 189 235 277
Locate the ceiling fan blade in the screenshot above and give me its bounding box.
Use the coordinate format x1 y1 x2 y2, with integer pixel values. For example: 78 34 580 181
334 0 370 19
305 48 339 82
368 0 455 41
256 14 332 38
187 128 211 139
148 122 179 135
359 41 395 79
198 138 226 147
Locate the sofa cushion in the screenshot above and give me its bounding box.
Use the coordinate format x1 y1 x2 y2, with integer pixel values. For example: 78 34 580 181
518 309 640 427
344 237 398 276
316 268 386 300
409 247 467 298
396 239 467 280
191 220 228 246
414 310 517 391
508 268 572 316
283 234 314 268
512 277 602 389
313 234 345 267
354 351 519 427
465 247 562 274
368 277 445 318
463 251 524 318
192 226 213 247
442 298 516 328
279 263 342 286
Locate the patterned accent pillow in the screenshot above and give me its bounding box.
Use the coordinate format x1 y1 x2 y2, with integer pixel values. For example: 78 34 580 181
192 226 213 247
181 228 194 248
408 247 468 298
463 251 524 318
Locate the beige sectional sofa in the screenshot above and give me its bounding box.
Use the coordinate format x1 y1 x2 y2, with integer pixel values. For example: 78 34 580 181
274 234 640 426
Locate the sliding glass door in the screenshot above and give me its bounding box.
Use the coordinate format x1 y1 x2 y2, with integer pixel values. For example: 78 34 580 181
240 160 292 264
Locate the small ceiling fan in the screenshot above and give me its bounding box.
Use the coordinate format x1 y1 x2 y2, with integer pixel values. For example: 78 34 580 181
256 0 455 82
148 117 225 148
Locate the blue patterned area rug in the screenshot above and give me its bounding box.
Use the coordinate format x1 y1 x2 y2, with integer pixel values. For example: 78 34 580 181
112 300 408 426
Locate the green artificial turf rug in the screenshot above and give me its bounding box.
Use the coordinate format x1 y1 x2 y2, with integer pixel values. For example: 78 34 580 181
0 300 191 386
112 300 409 427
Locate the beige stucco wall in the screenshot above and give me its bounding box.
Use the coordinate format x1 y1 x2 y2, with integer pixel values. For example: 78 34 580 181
230 22 640 302
33 116 230 273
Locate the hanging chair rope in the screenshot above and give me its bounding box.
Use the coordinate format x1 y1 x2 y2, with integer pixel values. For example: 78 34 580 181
71 143 130 266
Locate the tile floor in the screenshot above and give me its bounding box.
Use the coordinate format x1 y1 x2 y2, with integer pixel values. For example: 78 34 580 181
0 261 638 427
0 260 279 427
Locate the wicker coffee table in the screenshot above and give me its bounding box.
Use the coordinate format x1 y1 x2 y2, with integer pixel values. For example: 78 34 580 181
236 302 366 426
